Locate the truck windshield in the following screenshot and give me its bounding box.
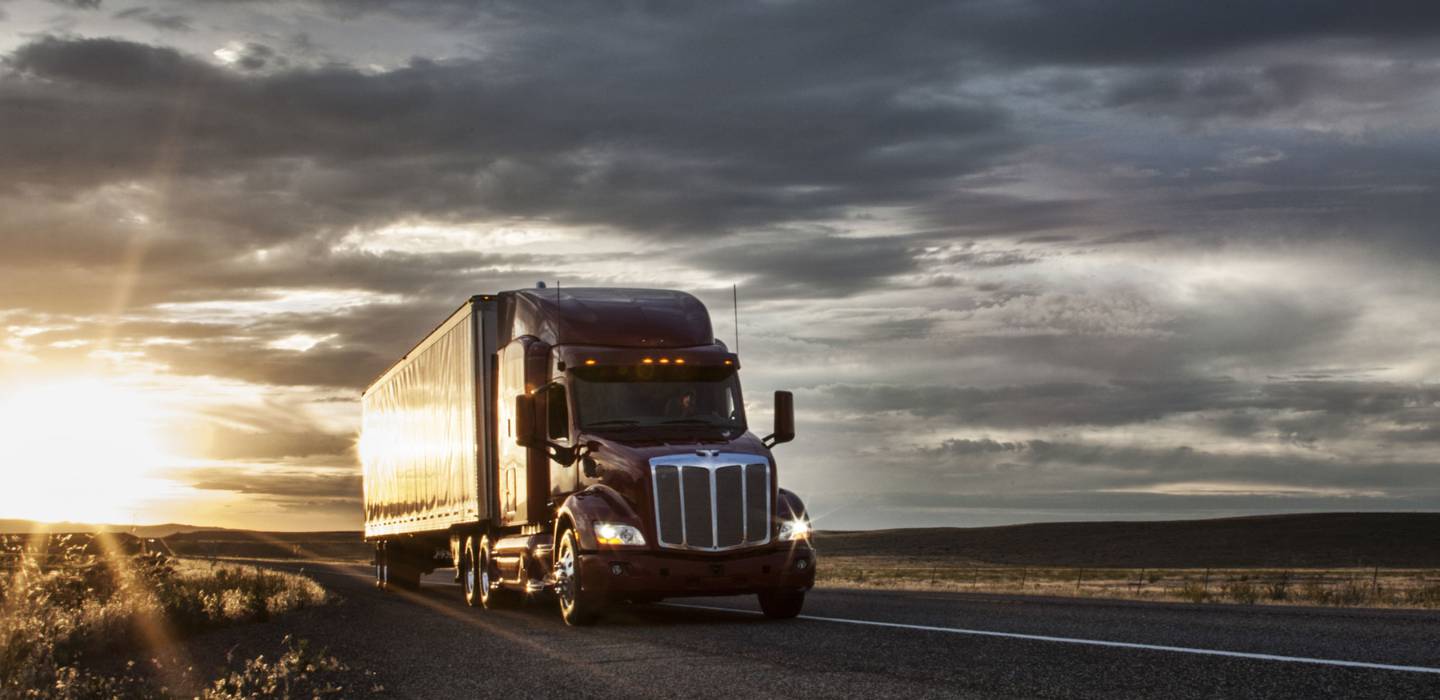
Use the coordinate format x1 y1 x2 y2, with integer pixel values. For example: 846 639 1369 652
572 365 746 433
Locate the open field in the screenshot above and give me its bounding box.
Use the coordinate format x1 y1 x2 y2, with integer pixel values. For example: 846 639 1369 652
809 513 1440 608
812 512 1440 568
162 530 371 563
817 557 1440 608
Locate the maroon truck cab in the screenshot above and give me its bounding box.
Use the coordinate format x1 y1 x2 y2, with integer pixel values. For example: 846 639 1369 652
361 287 814 625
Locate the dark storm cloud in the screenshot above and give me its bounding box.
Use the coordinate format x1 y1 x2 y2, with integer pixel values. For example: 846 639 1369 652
914 438 1440 494
0 31 1014 238
811 379 1245 428
280 1 1440 68
950 0 1440 66
706 235 923 299
814 379 1440 437
113 6 193 31
1103 63 1440 121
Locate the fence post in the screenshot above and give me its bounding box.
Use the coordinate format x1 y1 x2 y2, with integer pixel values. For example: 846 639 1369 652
1136 568 1145 594
1020 567 1027 590
1075 568 1084 593
930 565 937 585
1373 566 1381 600
972 567 979 588
1202 568 1211 593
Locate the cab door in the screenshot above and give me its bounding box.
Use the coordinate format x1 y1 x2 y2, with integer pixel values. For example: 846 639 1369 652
496 336 549 526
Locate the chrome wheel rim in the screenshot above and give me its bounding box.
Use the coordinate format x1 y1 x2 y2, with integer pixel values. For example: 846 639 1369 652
556 537 576 608
481 553 491 594
465 558 476 597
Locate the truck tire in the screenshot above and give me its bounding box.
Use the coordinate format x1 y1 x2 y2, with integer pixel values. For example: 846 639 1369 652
758 589 805 619
462 536 482 607
554 528 601 626
478 535 517 609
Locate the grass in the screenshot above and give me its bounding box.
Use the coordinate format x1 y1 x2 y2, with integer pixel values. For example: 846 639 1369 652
1 533 353 698
817 555 1440 609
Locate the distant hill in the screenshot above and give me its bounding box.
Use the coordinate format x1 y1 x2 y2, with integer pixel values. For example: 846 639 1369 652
0 519 220 538
814 513 1440 568
11 512 1437 568
163 529 369 561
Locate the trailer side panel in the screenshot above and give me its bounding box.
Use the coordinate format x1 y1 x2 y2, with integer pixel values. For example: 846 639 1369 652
362 302 480 538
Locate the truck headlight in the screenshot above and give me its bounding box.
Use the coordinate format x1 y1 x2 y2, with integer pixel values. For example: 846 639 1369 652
778 518 811 541
594 522 646 546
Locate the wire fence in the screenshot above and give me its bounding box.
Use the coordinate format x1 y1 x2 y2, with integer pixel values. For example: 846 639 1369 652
818 560 1440 608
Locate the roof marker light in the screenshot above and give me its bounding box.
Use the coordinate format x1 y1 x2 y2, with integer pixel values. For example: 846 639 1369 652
642 358 654 364
724 359 733 365
674 358 685 364
659 358 670 364
584 359 597 366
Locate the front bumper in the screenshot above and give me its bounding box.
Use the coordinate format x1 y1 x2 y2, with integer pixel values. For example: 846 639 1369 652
578 543 816 599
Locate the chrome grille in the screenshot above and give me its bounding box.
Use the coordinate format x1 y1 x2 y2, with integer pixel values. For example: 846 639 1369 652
651 453 771 551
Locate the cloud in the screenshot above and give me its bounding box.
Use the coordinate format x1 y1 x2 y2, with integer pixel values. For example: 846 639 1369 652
179 466 360 499
3 1 1440 530
0 33 1016 240
1103 63 1440 122
113 6 193 31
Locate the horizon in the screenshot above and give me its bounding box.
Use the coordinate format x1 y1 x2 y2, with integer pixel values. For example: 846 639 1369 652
5 510 1436 537
2 1 1439 531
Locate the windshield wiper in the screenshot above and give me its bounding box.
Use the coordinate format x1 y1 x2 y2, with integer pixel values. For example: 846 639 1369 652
659 418 742 429
585 419 642 428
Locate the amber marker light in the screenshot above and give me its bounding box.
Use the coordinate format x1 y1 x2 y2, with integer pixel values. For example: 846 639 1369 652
584 359 597 366
658 357 670 364
642 358 654 364
674 358 685 364
723 359 733 365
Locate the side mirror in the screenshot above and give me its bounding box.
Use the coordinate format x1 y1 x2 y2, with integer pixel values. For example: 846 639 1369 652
764 390 795 447
515 393 539 448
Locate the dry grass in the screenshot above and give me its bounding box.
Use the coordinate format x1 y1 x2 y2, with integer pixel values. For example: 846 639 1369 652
1 533 343 698
818 555 1440 609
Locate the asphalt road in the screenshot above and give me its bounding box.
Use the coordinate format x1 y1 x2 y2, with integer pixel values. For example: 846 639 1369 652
202 560 1440 699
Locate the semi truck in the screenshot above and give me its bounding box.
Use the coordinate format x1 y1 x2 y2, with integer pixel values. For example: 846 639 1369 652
359 286 815 624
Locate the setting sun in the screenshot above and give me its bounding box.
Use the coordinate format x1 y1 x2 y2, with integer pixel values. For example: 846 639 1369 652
0 377 176 524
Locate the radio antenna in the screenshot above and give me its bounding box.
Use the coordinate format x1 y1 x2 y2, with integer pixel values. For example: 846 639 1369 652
733 283 740 354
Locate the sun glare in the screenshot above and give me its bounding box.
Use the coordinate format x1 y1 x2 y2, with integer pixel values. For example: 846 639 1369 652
0 377 176 524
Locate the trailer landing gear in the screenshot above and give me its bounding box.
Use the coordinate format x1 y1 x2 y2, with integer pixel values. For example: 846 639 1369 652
374 541 420 591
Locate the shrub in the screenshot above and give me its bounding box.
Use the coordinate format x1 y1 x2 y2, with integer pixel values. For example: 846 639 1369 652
1224 581 1259 605
1179 581 1210 603
201 637 350 699
1265 575 1290 601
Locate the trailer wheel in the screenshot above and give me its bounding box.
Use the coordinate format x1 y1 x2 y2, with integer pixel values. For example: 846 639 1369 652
758 589 805 619
554 529 600 626
477 535 517 609
462 536 482 607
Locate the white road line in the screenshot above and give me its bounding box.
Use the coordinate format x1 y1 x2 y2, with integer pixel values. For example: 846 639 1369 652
664 603 1440 675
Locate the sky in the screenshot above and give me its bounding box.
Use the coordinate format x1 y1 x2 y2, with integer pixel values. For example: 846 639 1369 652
1 0 1439 531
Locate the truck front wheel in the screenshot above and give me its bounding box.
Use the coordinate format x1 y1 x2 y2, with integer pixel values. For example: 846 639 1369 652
554 529 600 626
758 589 805 619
